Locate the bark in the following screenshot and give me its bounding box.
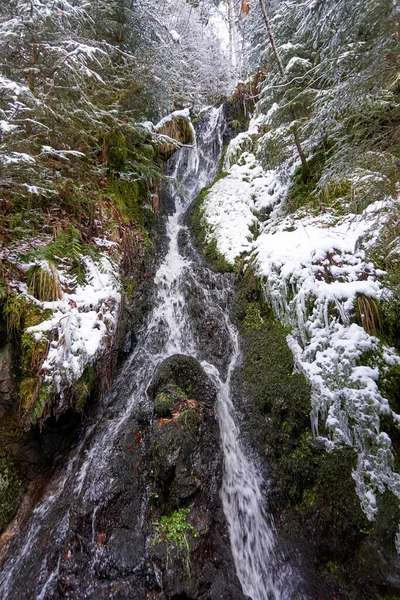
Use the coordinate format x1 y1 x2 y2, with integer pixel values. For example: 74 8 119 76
258 0 310 181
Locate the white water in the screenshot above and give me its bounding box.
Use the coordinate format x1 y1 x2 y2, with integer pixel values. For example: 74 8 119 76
0 106 287 600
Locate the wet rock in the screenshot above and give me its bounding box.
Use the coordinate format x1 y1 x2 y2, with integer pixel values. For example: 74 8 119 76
146 354 246 599
147 354 217 407
183 272 234 376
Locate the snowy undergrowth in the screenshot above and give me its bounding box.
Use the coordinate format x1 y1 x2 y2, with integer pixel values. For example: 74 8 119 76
28 251 120 396
2 237 121 417
201 124 400 522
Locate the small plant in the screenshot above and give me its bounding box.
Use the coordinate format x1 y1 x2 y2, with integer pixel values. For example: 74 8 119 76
27 261 62 301
153 508 199 576
243 302 264 332
356 294 382 335
3 293 27 336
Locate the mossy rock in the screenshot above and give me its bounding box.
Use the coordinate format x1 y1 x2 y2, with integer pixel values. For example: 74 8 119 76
0 456 26 532
233 268 400 597
73 366 95 413
147 354 217 407
154 392 174 418
155 115 195 161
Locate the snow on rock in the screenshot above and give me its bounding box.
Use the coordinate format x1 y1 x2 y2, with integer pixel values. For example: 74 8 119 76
27 254 120 399
202 150 286 263
155 108 191 131
200 131 400 520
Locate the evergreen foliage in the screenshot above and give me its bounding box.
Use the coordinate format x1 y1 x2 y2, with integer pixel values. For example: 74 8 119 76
243 0 399 207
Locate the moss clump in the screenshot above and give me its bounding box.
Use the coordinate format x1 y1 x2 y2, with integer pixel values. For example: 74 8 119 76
21 332 48 374
73 366 95 413
3 293 27 336
242 302 264 332
108 131 128 172
107 177 153 227
154 391 174 418
0 457 26 532
1 295 53 427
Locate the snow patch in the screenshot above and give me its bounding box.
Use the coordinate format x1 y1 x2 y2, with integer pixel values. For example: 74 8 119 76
200 131 400 520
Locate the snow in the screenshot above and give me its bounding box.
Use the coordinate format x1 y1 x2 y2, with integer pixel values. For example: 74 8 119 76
22 253 121 397
1 152 36 165
285 56 312 72
155 108 190 131
0 120 17 133
200 130 400 520
169 30 181 43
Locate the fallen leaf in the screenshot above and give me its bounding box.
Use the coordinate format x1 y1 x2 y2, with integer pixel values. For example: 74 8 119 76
96 532 106 546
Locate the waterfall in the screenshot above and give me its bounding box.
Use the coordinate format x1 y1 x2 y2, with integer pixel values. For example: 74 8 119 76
0 106 292 600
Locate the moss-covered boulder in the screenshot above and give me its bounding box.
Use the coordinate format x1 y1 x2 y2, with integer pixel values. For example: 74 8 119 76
145 353 245 599
155 114 195 161
232 268 400 599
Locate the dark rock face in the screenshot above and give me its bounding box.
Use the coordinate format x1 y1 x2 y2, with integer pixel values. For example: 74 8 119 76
182 272 234 378
24 355 244 600
0 344 15 417
145 354 245 600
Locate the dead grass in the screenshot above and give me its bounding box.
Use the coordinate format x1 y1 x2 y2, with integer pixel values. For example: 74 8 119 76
357 294 382 335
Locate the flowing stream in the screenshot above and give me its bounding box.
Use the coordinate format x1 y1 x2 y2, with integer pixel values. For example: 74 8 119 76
0 107 288 600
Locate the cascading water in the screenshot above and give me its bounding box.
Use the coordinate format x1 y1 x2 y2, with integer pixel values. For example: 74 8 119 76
0 106 293 600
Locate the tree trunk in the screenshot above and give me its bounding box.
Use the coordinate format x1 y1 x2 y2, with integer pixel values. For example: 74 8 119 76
258 0 284 77
293 125 311 181
258 0 310 181
227 0 241 71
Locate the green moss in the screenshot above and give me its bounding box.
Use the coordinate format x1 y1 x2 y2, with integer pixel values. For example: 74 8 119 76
21 332 48 374
154 392 174 417
108 132 128 172
107 177 153 227
204 238 235 273
3 293 27 336
74 366 95 413
33 383 51 420
24 305 52 329
243 302 264 332
1 296 53 426
322 559 341 576
0 457 26 532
